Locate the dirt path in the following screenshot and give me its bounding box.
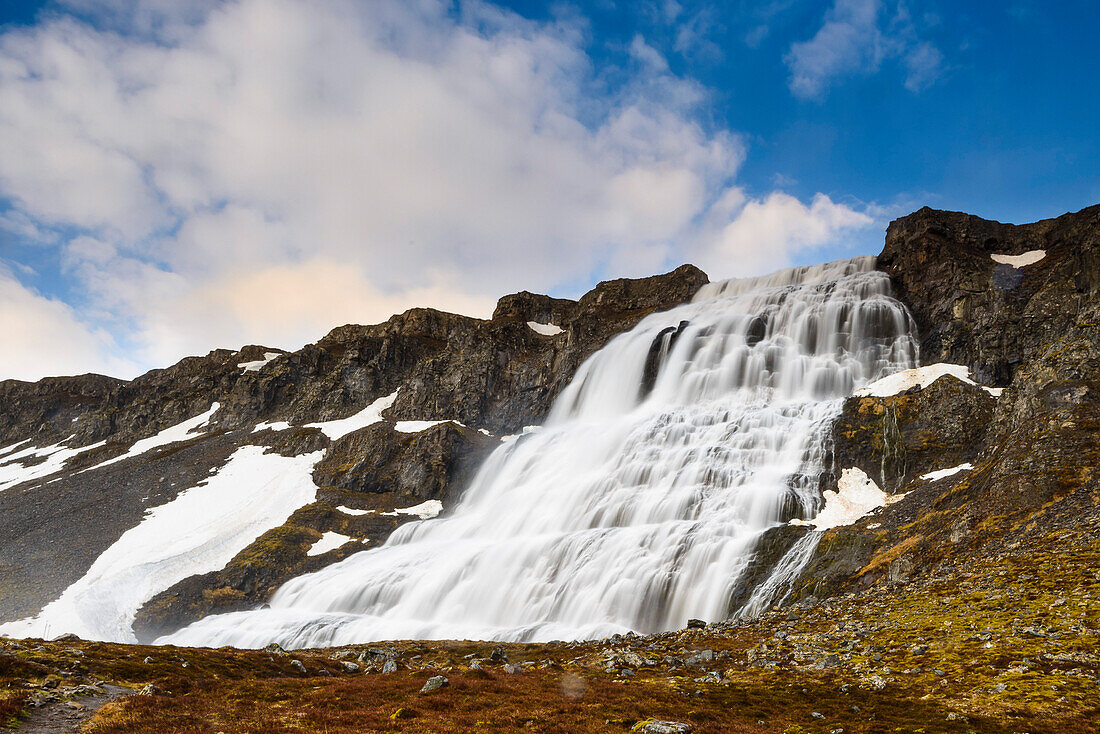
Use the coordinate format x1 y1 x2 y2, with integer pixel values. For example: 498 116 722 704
17 685 129 733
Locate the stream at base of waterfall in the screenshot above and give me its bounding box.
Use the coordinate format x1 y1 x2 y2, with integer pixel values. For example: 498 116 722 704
164 256 917 648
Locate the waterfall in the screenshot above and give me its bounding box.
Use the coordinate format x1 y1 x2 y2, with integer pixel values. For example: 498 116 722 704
164 256 917 648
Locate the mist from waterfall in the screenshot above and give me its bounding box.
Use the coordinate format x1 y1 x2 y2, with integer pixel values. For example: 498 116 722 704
164 256 917 648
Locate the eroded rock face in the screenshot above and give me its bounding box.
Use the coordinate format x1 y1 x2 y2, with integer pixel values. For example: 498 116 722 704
830 376 996 492
313 422 496 499
878 204 1100 386
777 204 1100 605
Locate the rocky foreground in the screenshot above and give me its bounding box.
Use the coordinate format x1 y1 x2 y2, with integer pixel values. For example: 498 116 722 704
2 527 1096 733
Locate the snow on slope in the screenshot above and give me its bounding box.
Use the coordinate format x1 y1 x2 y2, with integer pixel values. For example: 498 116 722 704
307 532 359 556
527 321 564 336
921 463 973 481
0 439 31 459
0 445 324 642
381 500 443 519
792 468 893 530
253 421 291 433
394 419 466 433
238 352 282 372
305 391 398 440
854 364 1003 398
82 403 221 473
991 250 1045 267
0 438 107 492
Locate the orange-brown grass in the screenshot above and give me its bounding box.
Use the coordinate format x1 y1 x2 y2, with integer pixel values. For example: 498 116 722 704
1 531 1096 734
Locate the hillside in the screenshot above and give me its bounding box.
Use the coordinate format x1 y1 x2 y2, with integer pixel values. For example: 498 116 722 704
0 204 1098 732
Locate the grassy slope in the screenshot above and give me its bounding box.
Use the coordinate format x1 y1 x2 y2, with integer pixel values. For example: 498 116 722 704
1 531 1095 734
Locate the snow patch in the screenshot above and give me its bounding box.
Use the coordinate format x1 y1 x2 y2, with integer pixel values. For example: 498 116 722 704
0 438 107 492
253 421 291 433
500 425 541 443
854 363 1002 398
527 321 563 336
0 438 31 458
0 445 325 642
381 500 443 520
394 419 466 433
238 351 282 373
83 403 221 472
307 532 359 556
792 467 895 530
920 462 973 481
991 250 1046 268
305 391 399 440
336 506 372 516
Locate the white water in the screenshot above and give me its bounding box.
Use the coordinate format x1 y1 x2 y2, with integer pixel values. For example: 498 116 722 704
165 257 917 648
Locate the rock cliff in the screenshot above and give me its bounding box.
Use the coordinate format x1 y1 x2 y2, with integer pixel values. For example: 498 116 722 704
0 264 708 639
751 204 1100 608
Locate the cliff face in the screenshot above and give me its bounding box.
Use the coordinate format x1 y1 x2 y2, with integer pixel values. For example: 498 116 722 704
877 204 1100 385
0 265 708 638
762 204 1100 605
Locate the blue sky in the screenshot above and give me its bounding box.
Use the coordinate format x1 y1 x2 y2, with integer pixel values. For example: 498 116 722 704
0 0 1097 381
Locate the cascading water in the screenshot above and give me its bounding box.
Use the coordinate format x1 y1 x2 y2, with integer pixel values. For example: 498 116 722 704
165 256 917 648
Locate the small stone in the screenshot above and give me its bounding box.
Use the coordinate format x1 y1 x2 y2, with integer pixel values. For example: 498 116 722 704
342 661 360 673
420 675 449 693
504 663 522 674
289 659 307 674
264 642 288 656
632 719 693 733
686 619 707 629
142 656 154 664
382 660 398 674
138 684 167 696
812 712 825 720
52 633 80 642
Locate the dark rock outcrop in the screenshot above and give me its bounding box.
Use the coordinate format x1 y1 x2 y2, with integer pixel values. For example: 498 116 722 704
878 203 1100 386
830 376 996 492
778 204 1100 605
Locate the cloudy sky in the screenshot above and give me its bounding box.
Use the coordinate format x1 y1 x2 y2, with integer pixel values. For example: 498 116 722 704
0 0 1097 381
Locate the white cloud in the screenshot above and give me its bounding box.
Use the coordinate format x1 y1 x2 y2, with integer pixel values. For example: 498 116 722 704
692 189 873 277
785 0 942 99
0 0 874 379
0 267 137 381
903 41 944 92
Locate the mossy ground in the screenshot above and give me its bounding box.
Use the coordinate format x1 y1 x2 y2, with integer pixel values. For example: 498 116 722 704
1 530 1095 734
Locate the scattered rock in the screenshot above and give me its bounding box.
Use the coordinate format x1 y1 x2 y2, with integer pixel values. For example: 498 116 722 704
632 719 693 733
420 675 448 694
